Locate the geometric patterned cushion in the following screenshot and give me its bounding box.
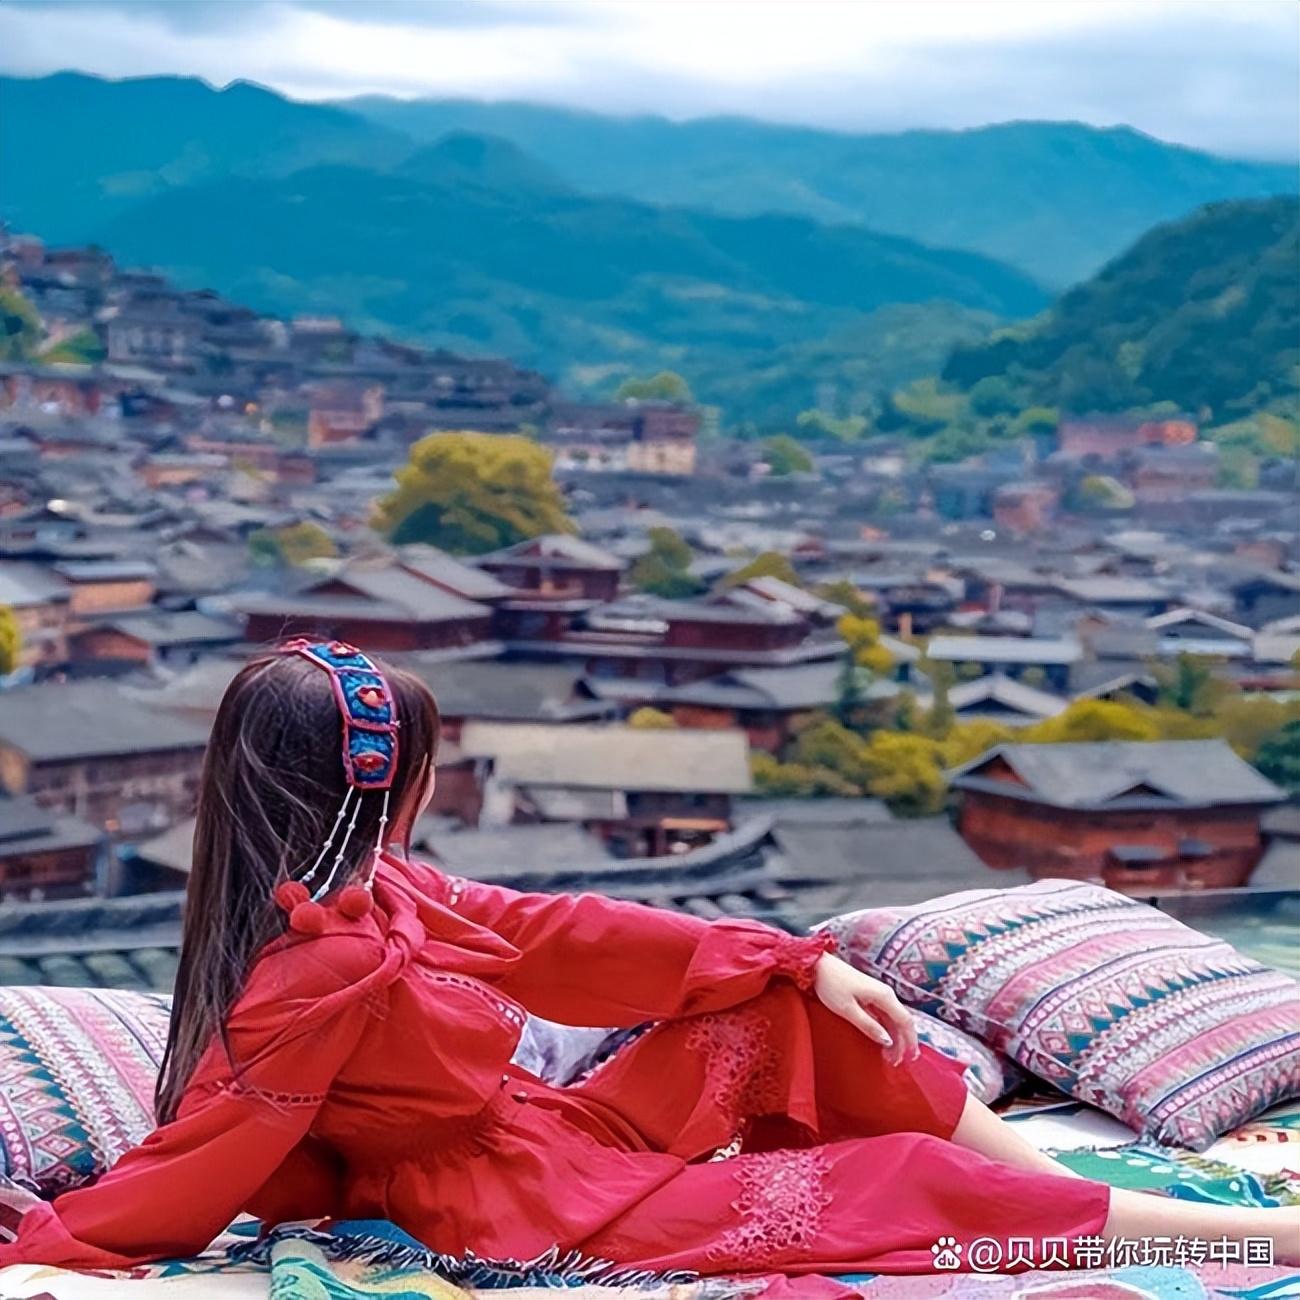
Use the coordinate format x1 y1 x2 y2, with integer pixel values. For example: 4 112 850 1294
820 880 1300 1151
0 986 169 1196
909 1006 1024 1104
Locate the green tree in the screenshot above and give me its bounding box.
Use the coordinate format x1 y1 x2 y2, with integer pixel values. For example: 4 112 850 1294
375 432 572 555
795 409 868 442
761 434 814 476
249 521 337 567
614 371 693 404
968 375 1019 417
0 289 40 362
0 606 21 676
1254 720 1300 794
833 653 867 728
629 527 704 599
1153 653 1228 716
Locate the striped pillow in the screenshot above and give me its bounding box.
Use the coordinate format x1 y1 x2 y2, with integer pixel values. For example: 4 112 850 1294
820 880 1300 1150
0 987 170 1195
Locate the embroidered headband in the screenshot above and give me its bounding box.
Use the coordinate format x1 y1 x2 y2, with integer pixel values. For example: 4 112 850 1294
272 638 401 928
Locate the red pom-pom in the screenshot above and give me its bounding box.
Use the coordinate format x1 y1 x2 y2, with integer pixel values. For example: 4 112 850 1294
337 885 373 919
274 880 310 913
289 900 327 935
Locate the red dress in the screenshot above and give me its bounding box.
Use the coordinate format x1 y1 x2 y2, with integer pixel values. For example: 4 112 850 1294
0 855 1109 1291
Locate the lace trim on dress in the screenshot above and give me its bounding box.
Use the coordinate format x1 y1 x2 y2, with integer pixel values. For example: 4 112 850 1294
685 1006 781 1131
707 1148 834 1267
775 931 837 991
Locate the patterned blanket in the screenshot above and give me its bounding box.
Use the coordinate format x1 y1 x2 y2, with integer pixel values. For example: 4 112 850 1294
3 1105 1299 1300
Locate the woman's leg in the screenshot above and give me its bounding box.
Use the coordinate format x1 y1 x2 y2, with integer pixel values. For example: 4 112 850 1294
951 1093 1300 1265
1104 1188 1299 1265
950 1091 1087 1178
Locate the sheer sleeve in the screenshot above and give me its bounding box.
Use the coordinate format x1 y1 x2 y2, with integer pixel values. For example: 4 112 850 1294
421 861 834 1027
0 932 385 1270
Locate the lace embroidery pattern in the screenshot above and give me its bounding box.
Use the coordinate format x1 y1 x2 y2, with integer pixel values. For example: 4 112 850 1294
685 1007 780 1127
708 1149 833 1266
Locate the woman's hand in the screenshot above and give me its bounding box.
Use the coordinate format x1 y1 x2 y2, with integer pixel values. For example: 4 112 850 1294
812 954 919 1066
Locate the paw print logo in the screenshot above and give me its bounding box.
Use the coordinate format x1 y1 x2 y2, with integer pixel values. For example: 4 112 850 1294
931 1236 963 1270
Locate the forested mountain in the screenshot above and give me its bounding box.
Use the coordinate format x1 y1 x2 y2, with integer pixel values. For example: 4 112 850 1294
941 197 1300 421
2 72 1293 421
344 97 1297 284
90 156 1042 409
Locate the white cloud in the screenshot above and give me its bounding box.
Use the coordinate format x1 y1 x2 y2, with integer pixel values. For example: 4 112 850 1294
0 0 1295 157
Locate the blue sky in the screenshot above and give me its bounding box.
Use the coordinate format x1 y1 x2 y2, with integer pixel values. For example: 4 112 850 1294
1 0 1297 158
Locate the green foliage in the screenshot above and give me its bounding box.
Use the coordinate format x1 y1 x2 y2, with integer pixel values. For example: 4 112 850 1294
816 579 876 619
1215 696 1300 760
627 707 676 730
0 289 40 362
718 552 800 591
941 197 1300 423
248 521 337 567
750 751 860 799
1254 720 1300 794
1074 475 1134 512
1152 654 1229 716
761 435 814 476
375 432 572 555
0 606 21 676
860 731 948 817
838 614 894 676
629 527 705 599
38 328 106 365
1019 699 1164 744
795 409 868 442
614 371 693 404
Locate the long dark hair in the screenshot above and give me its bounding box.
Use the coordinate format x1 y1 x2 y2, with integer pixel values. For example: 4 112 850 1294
155 649 440 1123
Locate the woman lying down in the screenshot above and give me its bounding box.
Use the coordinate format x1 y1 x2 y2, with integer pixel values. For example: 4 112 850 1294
2 641 1295 1297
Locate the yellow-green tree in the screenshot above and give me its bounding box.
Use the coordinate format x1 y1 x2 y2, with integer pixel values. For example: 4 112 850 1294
749 752 859 798
861 731 947 817
718 552 801 590
816 579 875 619
375 432 572 555
938 720 1015 768
1020 699 1163 744
0 289 40 363
249 521 337 567
615 371 693 404
838 613 894 676
627 707 676 729
630 527 704 598
0 606 21 676
1152 653 1230 716
761 435 814 476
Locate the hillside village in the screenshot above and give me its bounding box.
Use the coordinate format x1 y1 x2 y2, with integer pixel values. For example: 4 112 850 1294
0 218 1297 993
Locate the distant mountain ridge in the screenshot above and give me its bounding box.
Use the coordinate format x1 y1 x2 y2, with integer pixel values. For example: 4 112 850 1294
2 72 1293 421
1 72 1047 413
341 96 1298 285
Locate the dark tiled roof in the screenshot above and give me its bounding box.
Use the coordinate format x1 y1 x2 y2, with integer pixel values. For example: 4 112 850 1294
476 535 625 571
396 657 613 723
0 681 211 762
0 892 183 991
952 740 1285 810
398 546 514 600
